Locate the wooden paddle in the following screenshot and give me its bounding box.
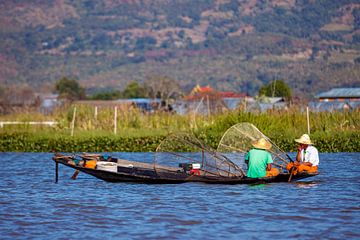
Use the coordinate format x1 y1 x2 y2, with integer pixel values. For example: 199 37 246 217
71 170 80 180
288 160 300 182
288 165 295 182
70 154 99 180
288 145 304 182
70 155 84 180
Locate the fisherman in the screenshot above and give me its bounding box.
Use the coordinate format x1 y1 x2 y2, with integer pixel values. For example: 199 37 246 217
287 134 319 174
245 138 279 178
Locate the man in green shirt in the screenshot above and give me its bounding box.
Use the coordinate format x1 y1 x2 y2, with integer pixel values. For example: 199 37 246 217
245 138 279 178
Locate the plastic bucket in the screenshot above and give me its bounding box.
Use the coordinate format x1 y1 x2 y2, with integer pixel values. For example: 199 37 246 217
84 160 97 169
192 163 201 169
96 161 117 173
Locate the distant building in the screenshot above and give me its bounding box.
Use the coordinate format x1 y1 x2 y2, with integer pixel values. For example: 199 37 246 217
316 88 360 102
39 94 60 114
180 85 247 114
116 98 162 112
245 97 288 112
188 85 246 100
309 88 360 112
308 101 357 112
75 98 163 113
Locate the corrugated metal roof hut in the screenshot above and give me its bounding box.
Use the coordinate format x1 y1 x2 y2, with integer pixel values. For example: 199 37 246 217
309 87 360 112
316 88 360 102
308 101 353 112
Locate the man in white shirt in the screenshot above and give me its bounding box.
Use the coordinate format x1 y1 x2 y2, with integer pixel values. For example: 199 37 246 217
287 134 319 173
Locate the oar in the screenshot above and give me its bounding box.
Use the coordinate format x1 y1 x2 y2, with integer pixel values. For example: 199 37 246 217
70 154 100 180
71 170 80 180
288 154 299 182
288 165 296 182
70 155 87 180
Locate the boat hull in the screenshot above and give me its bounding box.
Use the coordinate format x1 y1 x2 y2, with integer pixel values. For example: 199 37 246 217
53 157 319 184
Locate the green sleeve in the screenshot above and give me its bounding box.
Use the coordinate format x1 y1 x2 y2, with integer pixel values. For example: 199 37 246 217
245 152 250 162
266 152 273 164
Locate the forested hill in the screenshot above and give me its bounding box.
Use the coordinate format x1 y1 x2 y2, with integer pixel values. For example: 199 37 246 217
1 0 360 97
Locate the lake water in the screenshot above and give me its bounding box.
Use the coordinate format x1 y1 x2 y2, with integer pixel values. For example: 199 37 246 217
0 152 359 239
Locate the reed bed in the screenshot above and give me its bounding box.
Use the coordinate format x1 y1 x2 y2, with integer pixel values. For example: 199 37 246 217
0 105 359 152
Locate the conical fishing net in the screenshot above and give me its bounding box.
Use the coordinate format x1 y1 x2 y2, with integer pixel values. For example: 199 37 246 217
217 122 290 173
154 133 245 180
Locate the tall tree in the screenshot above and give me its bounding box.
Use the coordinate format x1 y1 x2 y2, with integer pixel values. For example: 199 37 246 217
122 81 146 98
259 80 292 100
143 75 182 103
0 85 39 114
55 77 85 101
89 90 122 100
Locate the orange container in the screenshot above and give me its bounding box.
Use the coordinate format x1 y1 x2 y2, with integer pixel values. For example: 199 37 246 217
84 160 97 169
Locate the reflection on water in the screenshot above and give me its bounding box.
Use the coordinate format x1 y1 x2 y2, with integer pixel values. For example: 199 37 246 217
248 183 268 188
294 181 320 189
0 152 359 240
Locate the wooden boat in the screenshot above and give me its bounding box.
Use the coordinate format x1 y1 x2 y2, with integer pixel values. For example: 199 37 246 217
53 154 318 184
52 123 319 184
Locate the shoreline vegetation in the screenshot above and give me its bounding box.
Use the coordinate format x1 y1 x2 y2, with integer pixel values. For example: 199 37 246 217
0 105 359 152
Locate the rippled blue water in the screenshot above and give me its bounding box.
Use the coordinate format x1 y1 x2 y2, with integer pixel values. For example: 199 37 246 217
0 152 359 239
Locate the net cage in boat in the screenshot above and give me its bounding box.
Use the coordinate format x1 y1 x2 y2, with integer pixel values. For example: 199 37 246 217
216 122 290 173
154 133 245 180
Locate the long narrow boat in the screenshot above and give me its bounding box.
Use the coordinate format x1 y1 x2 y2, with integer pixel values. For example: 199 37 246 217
52 123 319 184
52 154 318 184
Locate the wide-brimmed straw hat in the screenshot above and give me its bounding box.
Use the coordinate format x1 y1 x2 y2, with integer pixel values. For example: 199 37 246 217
252 138 272 150
295 134 313 145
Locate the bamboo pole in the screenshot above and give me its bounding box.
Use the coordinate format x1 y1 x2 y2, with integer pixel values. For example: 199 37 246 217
55 162 58 183
207 95 210 116
192 97 204 130
244 96 247 112
71 107 76 137
306 106 310 135
194 97 204 114
114 106 118 135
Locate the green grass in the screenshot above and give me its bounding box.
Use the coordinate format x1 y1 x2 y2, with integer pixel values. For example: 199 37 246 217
0 106 359 152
